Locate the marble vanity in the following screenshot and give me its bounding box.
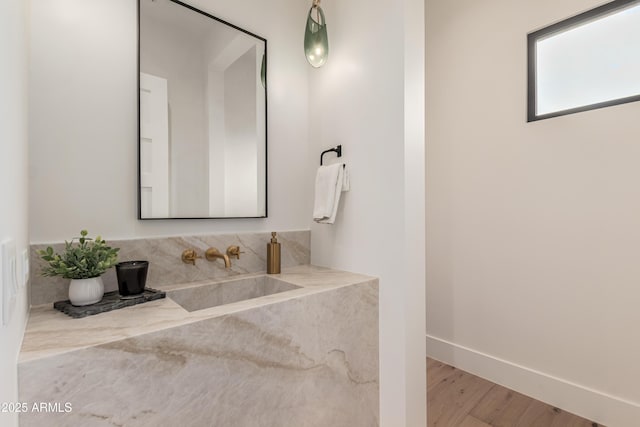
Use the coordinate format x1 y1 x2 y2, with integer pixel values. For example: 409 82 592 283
18 265 379 427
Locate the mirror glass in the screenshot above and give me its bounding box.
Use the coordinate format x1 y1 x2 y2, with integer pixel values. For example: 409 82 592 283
139 0 267 219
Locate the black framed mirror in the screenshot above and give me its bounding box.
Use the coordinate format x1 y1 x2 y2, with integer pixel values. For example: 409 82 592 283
138 0 267 219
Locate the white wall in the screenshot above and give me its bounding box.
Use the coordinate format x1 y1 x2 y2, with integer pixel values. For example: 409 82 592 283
29 0 311 243
309 0 426 425
0 1 30 426
426 0 640 425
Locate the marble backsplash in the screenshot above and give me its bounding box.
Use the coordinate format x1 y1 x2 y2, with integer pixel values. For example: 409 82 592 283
30 230 310 306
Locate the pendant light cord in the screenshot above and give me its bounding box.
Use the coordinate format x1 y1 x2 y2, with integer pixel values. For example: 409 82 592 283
311 0 322 22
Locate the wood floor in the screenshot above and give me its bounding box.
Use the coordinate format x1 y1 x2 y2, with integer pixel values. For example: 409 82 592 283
427 358 602 427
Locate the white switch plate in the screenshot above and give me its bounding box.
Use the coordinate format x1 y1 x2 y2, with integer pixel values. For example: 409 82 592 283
21 248 29 288
0 244 2 326
1 239 17 327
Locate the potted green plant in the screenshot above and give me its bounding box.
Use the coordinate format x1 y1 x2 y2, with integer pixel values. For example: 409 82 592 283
38 230 119 306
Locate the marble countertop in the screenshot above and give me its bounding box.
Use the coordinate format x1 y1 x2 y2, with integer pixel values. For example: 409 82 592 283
19 265 375 364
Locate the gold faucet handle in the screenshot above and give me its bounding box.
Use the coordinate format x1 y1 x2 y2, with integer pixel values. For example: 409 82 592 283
181 249 201 266
226 245 245 259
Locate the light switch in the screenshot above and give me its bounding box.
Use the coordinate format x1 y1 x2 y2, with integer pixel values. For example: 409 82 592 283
1 239 17 327
0 246 2 326
21 248 29 288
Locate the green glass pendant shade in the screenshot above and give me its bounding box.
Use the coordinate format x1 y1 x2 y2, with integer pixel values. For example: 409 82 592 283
304 4 328 68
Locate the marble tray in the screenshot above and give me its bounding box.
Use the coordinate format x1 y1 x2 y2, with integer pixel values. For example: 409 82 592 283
53 288 166 319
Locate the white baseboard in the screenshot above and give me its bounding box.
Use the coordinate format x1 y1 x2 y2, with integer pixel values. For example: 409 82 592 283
426 335 640 427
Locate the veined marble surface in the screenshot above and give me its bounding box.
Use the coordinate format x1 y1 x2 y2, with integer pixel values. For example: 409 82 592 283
19 266 379 427
30 230 310 306
168 275 301 312
20 266 374 362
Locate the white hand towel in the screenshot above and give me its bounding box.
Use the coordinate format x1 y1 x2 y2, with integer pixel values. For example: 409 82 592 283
313 163 345 224
341 165 350 192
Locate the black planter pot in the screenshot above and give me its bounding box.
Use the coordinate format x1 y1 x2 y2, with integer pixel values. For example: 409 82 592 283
115 261 149 296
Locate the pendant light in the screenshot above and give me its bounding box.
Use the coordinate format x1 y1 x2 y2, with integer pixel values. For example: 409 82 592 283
304 0 329 68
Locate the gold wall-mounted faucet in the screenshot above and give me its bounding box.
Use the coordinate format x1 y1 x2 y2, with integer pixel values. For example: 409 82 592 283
181 249 201 266
226 245 245 259
205 247 231 268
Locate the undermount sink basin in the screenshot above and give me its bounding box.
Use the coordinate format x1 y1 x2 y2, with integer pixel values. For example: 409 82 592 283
167 275 301 312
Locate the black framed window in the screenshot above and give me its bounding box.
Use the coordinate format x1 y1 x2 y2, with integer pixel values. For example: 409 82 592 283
528 0 640 122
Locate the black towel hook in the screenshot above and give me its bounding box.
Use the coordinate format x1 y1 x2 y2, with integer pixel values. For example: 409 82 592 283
320 145 342 166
